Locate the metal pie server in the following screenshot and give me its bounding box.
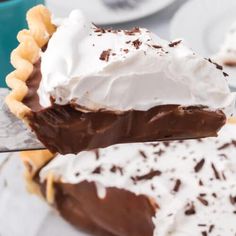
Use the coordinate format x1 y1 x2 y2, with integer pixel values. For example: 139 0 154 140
0 88 45 153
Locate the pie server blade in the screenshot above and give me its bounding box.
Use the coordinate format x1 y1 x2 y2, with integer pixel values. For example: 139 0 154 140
0 89 45 153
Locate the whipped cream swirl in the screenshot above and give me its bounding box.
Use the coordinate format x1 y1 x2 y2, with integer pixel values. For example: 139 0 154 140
38 10 236 116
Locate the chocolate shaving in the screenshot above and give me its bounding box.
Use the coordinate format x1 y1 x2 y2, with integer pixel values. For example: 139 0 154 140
212 193 217 198
202 231 208 236
152 44 162 49
229 195 236 205
223 72 229 77
110 165 123 175
139 150 147 159
94 149 100 160
163 141 170 147
209 225 215 233
194 158 205 172
199 179 204 186
197 196 209 206
99 49 111 62
222 171 227 180
169 40 182 47
132 169 162 182
211 163 221 180
92 166 102 174
218 142 231 150
148 143 160 147
123 49 129 54
185 202 196 215
231 139 236 147
154 149 165 156
219 153 228 159
132 39 142 49
75 172 80 177
125 27 141 35
207 58 223 70
214 62 223 70
94 28 105 33
151 184 155 190
173 179 181 192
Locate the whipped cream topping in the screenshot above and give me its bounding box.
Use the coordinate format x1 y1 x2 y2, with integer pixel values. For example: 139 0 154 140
40 123 236 236
215 21 236 65
38 10 236 116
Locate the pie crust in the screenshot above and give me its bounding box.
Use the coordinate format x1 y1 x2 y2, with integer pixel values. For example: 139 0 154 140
5 5 56 121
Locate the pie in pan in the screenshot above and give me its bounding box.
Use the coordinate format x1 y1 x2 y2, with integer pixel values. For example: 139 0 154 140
20 121 236 236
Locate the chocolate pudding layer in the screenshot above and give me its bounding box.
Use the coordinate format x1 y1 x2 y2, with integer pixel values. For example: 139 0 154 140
37 180 156 236
23 60 226 154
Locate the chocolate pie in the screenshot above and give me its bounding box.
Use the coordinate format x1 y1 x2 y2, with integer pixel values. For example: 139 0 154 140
6 5 236 154
20 121 236 236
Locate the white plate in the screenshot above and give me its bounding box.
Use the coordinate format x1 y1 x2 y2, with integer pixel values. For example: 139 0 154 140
0 153 87 236
170 0 236 88
46 0 175 25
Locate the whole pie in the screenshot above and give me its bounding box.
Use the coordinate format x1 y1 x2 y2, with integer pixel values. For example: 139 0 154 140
6 5 236 154
20 121 236 236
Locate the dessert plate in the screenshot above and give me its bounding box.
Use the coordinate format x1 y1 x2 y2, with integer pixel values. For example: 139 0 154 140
0 153 87 236
46 0 175 25
170 0 236 88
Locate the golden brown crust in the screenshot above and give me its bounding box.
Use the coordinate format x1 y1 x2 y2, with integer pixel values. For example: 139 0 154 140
20 149 55 198
5 5 56 120
228 117 236 124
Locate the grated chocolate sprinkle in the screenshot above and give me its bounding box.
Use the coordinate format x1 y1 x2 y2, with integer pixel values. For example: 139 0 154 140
92 166 102 174
125 27 141 35
194 158 205 172
199 179 204 186
201 231 208 236
94 28 106 33
173 179 181 192
218 142 231 150
152 44 162 49
223 72 229 77
132 169 162 182
209 225 215 233
211 163 221 180
169 40 182 47
229 195 236 205
212 193 217 198
94 149 100 160
185 202 196 215
132 39 142 49
139 150 147 159
154 149 165 156
99 49 111 61
110 165 123 175
197 196 209 206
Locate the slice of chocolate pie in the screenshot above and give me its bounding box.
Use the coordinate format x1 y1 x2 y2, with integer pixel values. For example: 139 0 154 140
6 5 236 154
20 121 236 236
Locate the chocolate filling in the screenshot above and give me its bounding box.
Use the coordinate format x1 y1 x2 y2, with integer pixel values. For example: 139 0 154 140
23 60 226 154
38 180 156 236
